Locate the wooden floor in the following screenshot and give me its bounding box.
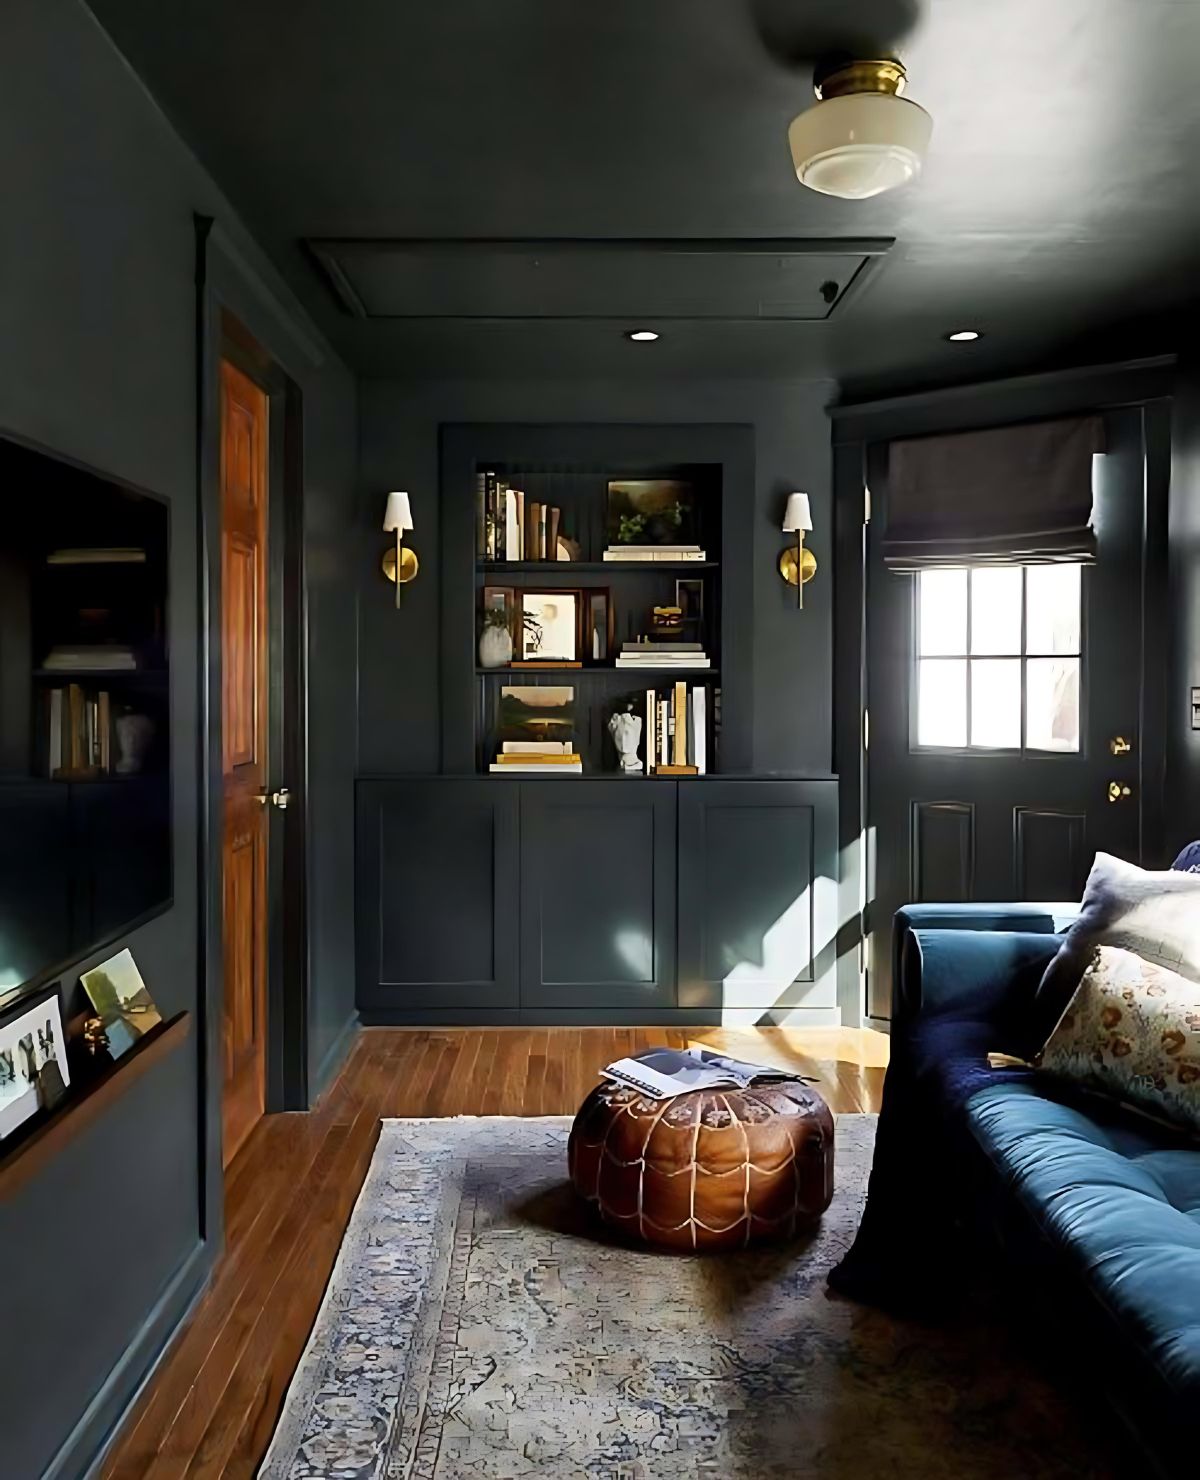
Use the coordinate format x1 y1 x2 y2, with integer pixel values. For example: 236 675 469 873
101 1025 889 1479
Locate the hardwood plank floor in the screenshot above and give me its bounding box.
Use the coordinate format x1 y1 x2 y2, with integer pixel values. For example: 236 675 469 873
101 1025 889 1479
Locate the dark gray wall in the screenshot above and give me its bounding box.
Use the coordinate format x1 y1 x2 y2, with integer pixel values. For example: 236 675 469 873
1168 358 1200 853
357 378 835 776
0 4 357 1476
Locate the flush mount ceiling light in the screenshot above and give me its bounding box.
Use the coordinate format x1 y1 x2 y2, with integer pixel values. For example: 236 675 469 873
946 329 981 342
625 329 660 342
788 58 932 200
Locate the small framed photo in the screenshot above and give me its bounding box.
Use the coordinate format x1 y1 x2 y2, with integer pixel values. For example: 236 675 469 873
675 578 705 626
586 589 612 663
520 590 580 662
0 984 70 1141
482 585 516 636
81 948 162 1060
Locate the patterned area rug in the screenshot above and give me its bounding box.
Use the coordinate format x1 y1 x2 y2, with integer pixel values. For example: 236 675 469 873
259 1115 1110 1480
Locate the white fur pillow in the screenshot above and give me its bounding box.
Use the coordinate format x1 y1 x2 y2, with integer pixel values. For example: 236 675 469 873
1062 852 1200 981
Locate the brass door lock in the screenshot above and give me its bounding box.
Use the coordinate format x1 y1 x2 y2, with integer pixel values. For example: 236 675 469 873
1109 736 1132 756
1107 782 1133 803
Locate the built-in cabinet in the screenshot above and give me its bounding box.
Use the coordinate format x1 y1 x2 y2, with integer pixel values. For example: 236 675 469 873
356 775 838 1025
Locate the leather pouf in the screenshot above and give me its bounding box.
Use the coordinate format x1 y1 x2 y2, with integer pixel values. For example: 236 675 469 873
568 1079 834 1251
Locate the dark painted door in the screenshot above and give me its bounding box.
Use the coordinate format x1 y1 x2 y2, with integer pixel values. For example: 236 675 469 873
865 406 1146 1019
519 780 676 1013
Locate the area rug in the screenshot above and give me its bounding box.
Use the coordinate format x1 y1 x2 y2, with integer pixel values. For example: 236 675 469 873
259 1115 1110 1480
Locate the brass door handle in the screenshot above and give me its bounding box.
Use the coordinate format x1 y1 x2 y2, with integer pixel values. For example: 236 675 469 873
1109 736 1132 756
271 788 291 810
1107 782 1133 803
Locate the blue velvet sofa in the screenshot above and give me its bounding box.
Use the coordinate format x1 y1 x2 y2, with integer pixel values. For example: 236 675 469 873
832 888 1200 1479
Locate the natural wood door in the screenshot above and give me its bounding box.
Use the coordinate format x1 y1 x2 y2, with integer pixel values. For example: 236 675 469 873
220 360 269 1168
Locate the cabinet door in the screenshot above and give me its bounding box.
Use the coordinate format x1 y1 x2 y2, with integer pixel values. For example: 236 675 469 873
677 779 838 1019
356 779 519 1015
519 780 677 1014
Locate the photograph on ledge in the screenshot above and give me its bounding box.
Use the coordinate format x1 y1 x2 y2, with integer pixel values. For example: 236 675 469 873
0 985 70 1140
81 947 162 1060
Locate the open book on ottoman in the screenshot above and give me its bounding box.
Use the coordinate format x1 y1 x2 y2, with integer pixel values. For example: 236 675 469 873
600 1046 807 1101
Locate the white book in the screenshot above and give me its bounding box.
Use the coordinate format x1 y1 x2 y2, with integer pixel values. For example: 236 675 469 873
693 686 706 775
501 740 571 754
659 700 669 766
489 762 582 774
615 657 710 668
645 688 655 773
48 689 63 773
603 548 706 563
505 490 520 560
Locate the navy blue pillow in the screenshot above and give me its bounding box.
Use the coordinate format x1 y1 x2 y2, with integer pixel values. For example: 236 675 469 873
1172 841 1200 874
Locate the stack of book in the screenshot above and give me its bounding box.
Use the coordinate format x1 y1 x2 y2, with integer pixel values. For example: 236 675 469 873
41 644 138 672
644 682 707 775
476 471 565 562
616 642 710 671
45 684 113 777
488 740 582 774
602 544 706 563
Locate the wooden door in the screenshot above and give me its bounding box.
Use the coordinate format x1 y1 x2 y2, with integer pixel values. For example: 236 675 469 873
220 360 269 1167
865 406 1146 1018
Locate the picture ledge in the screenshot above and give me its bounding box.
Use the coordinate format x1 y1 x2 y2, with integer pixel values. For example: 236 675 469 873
0 1009 191 1201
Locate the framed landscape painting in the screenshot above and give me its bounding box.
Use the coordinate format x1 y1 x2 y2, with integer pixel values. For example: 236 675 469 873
81 947 162 1059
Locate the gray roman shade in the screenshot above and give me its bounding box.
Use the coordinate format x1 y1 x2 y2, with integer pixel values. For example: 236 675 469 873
884 415 1104 571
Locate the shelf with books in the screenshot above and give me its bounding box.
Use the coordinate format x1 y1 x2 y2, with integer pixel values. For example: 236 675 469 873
476 666 720 679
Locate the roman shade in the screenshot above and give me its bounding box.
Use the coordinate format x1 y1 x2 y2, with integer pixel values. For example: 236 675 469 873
883 415 1104 571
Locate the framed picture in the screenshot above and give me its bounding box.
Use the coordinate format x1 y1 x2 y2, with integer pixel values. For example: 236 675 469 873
0 983 70 1141
519 591 580 662
81 947 162 1060
498 686 576 745
482 585 516 631
607 479 696 547
675 578 705 627
586 589 612 662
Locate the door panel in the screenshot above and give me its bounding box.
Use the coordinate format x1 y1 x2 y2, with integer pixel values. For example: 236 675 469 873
519 781 676 1011
220 359 269 1167
355 778 519 1013
866 406 1146 1018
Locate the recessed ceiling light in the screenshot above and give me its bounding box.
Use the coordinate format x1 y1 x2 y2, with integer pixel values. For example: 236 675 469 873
946 330 981 342
625 329 659 343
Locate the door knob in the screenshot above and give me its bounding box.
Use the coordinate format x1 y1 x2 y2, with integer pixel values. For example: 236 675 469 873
1109 736 1133 756
1107 782 1133 803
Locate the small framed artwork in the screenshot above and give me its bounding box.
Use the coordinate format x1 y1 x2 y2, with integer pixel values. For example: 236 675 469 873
607 479 696 548
586 589 612 662
520 590 580 662
482 585 516 632
81 947 162 1060
675 578 705 627
498 686 576 745
0 984 70 1141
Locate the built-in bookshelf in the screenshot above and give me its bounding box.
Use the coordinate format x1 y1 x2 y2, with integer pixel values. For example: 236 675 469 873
440 424 755 777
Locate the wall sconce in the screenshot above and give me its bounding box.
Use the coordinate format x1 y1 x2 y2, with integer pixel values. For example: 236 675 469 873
779 492 816 609
382 491 417 608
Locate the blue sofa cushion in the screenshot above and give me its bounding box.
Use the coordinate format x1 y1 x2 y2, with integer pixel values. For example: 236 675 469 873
964 1080 1200 1404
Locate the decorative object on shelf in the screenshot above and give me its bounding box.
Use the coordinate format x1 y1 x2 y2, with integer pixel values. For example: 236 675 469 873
80 948 162 1060
82 1015 110 1058
557 534 580 562
382 490 417 608
587 590 611 662
478 607 514 669
0 984 71 1140
608 704 644 774
675 578 704 629
114 709 154 775
650 605 684 637
605 480 702 560
498 686 576 748
788 57 932 201
520 591 580 662
779 491 817 610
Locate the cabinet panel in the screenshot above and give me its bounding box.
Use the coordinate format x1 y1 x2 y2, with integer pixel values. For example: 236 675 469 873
519 781 677 1011
356 779 518 1012
677 779 838 1017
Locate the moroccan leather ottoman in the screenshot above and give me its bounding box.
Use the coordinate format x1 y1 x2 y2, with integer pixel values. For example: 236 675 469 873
568 1079 834 1251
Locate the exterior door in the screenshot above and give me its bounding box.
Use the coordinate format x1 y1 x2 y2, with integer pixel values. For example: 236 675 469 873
220 360 270 1166
865 406 1146 1018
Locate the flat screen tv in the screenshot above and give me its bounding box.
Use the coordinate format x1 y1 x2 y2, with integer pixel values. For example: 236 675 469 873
0 433 171 995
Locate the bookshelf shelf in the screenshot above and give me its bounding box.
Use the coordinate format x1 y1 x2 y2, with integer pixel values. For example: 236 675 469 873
32 668 167 682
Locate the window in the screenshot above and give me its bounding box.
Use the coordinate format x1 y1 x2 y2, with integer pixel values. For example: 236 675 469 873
915 565 1082 752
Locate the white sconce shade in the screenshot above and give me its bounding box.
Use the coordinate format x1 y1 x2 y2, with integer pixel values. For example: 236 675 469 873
782 492 813 533
383 491 414 532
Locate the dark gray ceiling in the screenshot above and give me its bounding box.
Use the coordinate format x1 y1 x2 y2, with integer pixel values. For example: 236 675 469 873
86 0 1200 394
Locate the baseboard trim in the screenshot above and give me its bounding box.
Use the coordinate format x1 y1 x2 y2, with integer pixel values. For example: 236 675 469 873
51 1239 213 1480
312 1010 360 1101
359 1007 841 1027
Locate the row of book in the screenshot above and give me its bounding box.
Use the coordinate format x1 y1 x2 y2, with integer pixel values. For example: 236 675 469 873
645 682 707 774
602 544 707 562
476 471 564 562
488 740 582 774
45 685 113 776
616 641 710 671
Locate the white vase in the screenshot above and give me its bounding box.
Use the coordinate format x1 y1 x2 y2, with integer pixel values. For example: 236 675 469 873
115 713 154 775
479 625 513 669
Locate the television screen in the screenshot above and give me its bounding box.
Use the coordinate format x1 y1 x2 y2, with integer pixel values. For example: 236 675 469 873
0 434 171 995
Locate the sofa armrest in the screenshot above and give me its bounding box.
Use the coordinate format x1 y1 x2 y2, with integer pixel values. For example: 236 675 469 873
895 928 1064 1036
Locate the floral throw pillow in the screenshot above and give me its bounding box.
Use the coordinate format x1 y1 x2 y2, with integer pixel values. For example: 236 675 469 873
1038 945 1200 1135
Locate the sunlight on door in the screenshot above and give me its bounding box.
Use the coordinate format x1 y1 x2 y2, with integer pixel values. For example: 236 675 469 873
916 564 1082 752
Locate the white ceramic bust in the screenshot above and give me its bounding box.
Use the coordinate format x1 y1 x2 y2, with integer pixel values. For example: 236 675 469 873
608 706 644 773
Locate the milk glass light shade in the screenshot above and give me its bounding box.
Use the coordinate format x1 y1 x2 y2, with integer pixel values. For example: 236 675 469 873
382 491 413 532
788 92 932 200
782 492 813 533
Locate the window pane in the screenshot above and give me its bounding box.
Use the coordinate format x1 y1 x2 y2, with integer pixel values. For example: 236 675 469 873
1026 564 1081 655
970 567 1023 655
917 659 967 746
1027 658 1080 751
970 659 1022 747
918 569 967 656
